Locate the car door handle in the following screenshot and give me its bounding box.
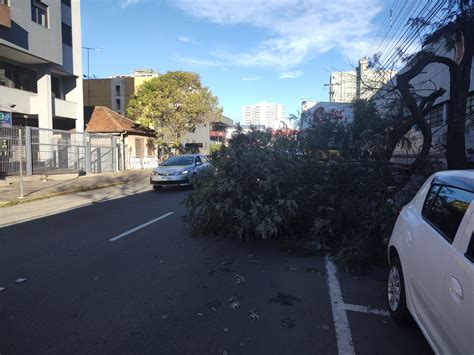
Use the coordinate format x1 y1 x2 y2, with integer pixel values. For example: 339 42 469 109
405 231 413 245
448 277 464 304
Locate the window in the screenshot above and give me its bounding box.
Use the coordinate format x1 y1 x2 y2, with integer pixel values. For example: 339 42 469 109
31 0 48 28
0 0 10 6
115 85 120 96
423 185 473 243
425 105 443 128
195 156 202 164
116 98 121 111
61 0 71 6
0 61 37 93
466 233 474 262
135 138 143 158
147 139 155 157
62 23 72 46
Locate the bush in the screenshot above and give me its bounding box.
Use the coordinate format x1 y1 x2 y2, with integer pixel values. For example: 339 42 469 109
183 128 313 241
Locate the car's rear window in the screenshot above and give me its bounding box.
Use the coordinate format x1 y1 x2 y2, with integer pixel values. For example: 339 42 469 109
422 185 473 243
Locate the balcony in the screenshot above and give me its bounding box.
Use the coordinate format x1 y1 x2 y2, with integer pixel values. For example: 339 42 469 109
0 4 11 28
0 85 37 114
53 98 77 119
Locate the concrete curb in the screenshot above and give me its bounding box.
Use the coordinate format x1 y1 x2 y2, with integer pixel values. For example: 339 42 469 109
0 182 124 208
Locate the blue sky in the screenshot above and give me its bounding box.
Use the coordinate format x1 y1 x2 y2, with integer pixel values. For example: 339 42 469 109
81 0 388 122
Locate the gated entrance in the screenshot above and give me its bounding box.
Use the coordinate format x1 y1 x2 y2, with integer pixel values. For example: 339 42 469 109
0 125 119 176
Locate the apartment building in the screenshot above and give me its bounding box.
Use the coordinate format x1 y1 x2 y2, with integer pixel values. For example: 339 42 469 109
0 0 84 131
83 69 159 115
242 101 286 129
329 58 395 103
329 71 357 103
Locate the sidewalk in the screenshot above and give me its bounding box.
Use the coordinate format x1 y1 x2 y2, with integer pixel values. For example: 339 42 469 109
0 170 152 206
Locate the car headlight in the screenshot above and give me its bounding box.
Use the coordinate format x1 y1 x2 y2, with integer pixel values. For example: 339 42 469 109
152 171 159 176
181 170 189 175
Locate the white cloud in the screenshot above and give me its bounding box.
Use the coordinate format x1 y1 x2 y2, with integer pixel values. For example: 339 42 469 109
178 36 191 43
242 76 262 81
173 0 382 69
178 57 222 66
121 0 141 8
279 70 303 79
178 35 198 45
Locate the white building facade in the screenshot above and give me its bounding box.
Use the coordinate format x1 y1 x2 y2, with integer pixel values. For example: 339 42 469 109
0 0 83 131
242 101 286 129
329 58 395 103
374 38 474 163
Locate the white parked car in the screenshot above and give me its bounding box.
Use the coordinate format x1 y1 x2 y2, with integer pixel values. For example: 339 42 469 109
387 170 474 354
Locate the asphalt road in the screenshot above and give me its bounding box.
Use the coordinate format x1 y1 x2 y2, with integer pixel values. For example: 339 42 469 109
0 187 432 354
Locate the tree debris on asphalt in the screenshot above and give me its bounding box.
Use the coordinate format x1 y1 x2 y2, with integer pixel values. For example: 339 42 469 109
248 310 259 320
208 300 221 312
234 274 245 284
221 259 233 266
281 317 295 328
230 301 240 310
15 278 27 284
0 287 6 292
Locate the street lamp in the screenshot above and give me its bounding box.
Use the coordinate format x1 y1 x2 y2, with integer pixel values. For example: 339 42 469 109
82 46 101 106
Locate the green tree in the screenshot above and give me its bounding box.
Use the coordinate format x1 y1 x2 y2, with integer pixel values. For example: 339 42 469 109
127 71 222 150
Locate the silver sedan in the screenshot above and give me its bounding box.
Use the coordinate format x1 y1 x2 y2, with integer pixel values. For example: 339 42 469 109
150 154 209 190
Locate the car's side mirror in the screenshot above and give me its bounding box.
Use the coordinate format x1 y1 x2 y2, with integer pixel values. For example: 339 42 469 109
196 161 202 166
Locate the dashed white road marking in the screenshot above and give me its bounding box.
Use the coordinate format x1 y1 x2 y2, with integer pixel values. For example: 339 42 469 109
109 212 174 242
325 256 356 355
343 303 390 317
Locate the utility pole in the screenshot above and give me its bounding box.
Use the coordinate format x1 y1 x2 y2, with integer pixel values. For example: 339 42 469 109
82 46 101 106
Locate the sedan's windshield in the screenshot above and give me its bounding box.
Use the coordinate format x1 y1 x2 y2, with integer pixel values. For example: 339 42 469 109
163 156 194 166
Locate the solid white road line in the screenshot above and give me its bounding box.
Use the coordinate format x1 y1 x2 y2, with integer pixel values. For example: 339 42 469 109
325 256 356 355
343 303 390 317
109 212 174 242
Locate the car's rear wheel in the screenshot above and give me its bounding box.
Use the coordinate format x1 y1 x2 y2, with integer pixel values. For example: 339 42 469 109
153 185 163 191
387 256 409 324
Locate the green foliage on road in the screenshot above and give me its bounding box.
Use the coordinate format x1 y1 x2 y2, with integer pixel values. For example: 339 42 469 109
183 100 433 271
127 71 222 150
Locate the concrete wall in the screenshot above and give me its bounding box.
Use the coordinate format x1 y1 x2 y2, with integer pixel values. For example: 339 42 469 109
85 75 152 115
0 0 63 65
183 123 212 154
0 0 83 131
83 79 112 107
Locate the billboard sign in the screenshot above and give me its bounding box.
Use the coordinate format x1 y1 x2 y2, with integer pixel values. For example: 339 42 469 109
301 101 353 129
0 111 12 126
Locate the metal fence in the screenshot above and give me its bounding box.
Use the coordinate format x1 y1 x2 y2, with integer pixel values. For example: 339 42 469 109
0 125 26 176
0 125 119 176
89 133 117 173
